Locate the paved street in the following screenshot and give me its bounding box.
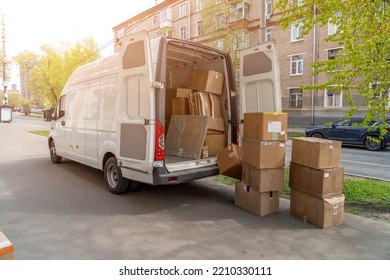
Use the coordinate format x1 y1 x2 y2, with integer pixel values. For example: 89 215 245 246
0 114 390 260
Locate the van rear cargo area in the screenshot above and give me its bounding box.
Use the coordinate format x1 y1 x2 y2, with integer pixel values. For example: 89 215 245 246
161 40 230 174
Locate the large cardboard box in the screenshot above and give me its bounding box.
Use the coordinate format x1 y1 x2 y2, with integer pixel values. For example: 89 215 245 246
0 231 15 260
187 69 224 95
290 189 345 229
217 144 242 179
242 137 286 169
291 137 342 169
172 97 190 115
242 163 284 192
176 88 193 98
289 162 344 198
207 117 225 133
244 112 288 141
235 182 279 217
203 133 226 158
165 115 209 159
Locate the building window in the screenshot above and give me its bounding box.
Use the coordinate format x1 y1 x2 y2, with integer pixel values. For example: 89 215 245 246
266 28 272 41
290 54 303 76
328 11 342 36
160 9 168 22
216 39 224 50
289 88 303 108
197 21 203 36
196 0 204 12
152 16 159 29
230 2 249 21
291 21 303 41
370 83 390 108
180 3 186 18
324 87 343 108
327 48 342 60
294 0 304 6
180 26 186 40
266 0 272 17
216 14 226 29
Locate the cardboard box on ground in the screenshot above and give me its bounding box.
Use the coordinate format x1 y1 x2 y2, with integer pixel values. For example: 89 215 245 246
0 231 15 260
289 137 345 229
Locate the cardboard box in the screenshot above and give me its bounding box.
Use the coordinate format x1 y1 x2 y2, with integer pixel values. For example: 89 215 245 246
242 137 286 169
290 189 345 229
217 144 242 179
235 182 279 217
207 117 225 133
291 137 342 169
165 115 209 159
176 88 193 98
187 69 224 95
197 92 212 116
165 88 177 122
289 162 344 198
0 231 15 260
203 133 226 158
242 163 284 192
172 97 190 115
244 112 288 141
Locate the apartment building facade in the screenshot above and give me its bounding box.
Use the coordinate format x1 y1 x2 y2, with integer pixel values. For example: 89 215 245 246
112 0 364 121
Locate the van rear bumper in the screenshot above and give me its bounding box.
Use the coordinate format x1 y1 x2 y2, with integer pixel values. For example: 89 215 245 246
152 165 220 185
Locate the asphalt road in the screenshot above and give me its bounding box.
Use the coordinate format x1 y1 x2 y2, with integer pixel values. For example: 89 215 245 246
1 113 390 261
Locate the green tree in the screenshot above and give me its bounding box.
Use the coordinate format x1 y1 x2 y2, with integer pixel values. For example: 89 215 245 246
13 36 101 108
275 0 390 138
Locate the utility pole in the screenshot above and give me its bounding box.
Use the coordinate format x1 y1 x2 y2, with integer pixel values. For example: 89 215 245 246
1 12 7 105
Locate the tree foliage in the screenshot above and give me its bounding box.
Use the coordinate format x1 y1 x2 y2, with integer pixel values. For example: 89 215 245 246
13 36 101 108
275 0 390 138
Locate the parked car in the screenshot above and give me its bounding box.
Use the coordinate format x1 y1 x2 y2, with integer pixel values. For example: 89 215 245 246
305 117 390 151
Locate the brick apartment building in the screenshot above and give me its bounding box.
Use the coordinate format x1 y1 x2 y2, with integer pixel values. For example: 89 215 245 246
112 0 372 125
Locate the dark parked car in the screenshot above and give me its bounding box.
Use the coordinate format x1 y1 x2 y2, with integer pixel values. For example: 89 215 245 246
305 117 390 151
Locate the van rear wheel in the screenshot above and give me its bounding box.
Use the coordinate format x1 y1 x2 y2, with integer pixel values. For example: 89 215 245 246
104 157 129 194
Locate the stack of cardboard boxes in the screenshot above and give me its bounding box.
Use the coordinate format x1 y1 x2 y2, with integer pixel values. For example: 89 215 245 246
289 137 345 228
234 112 288 217
165 69 226 159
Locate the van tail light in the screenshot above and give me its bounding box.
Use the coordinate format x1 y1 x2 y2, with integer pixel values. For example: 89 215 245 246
154 120 165 161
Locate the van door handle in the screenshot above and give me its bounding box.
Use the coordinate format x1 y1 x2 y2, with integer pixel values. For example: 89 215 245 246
61 121 65 126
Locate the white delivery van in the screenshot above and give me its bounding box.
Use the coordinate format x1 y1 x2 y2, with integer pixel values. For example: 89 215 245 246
45 30 281 194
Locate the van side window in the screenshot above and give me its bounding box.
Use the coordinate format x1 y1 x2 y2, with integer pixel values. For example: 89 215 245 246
54 95 66 119
122 40 146 69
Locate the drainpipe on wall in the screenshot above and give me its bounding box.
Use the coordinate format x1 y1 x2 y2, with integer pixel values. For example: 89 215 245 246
311 4 317 125
188 0 191 40
259 0 266 43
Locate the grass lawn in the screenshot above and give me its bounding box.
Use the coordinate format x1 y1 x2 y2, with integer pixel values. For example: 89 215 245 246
29 130 49 137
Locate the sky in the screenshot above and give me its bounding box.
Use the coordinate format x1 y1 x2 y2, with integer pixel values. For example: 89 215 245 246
0 0 157 86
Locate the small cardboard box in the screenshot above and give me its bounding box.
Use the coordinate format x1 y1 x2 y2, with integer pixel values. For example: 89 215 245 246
172 97 190 115
242 137 286 169
291 137 342 169
244 112 288 141
242 163 284 192
187 69 224 95
217 144 242 179
176 88 193 98
203 133 226 158
0 231 15 260
235 182 279 217
290 189 345 229
289 162 344 199
165 115 209 159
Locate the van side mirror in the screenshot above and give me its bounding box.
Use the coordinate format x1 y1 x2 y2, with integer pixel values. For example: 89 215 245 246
43 109 53 122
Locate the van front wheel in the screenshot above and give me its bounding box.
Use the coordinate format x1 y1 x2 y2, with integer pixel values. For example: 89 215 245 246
50 141 62 164
104 157 129 194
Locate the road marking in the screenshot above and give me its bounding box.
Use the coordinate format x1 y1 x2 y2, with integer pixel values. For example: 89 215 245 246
342 159 390 168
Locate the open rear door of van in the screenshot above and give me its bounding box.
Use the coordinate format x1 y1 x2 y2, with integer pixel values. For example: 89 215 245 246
239 41 282 139
118 30 154 174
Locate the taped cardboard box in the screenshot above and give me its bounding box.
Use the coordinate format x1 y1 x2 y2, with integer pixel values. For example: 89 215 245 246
242 137 286 169
165 115 209 159
217 144 242 179
203 133 226 158
244 112 288 141
289 162 344 199
187 69 224 95
291 137 341 169
290 189 345 229
0 231 15 260
242 163 284 192
235 182 279 217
